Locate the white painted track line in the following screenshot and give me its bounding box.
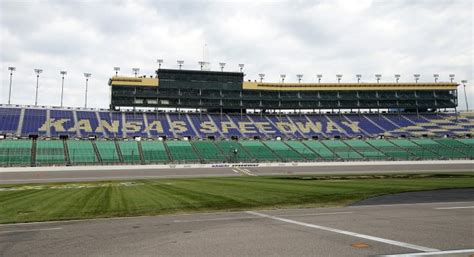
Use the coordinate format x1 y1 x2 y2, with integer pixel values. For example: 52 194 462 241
0 227 62 234
173 211 353 223
246 211 439 252
435 206 474 210
380 248 474 256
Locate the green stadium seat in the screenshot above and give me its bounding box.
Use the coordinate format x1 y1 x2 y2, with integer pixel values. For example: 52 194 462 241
302 140 337 160
118 141 141 163
141 141 170 163
389 139 439 159
95 141 121 163
322 140 363 160
36 140 65 165
343 140 386 159
215 140 253 162
285 141 321 160
67 140 98 164
366 139 412 159
166 140 200 162
0 139 32 166
192 141 227 162
263 141 305 161
239 140 281 161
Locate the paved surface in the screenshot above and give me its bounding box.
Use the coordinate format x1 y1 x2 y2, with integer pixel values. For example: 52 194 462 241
352 188 474 206
1 161 473 184
0 195 473 257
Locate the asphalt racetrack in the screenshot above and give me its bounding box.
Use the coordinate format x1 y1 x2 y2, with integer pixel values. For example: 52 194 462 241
0 160 473 184
1 189 473 257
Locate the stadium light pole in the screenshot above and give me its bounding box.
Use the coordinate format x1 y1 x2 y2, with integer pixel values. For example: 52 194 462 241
219 62 226 72
238 64 244 72
177 60 184 70
433 74 439 83
297 74 303 83
336 74 342 83
8 67 15 104
113 67 120 76
375 74 382 83
34 69 43 106
395 74 400 83
356 74 361 83
157 59 163 69
132 68 140 77
258 73 265 83
198 61 206 71
280 74 286 83
317 74 322 83
60 71 67 108
461 80 469 111
84 73 91 108
414 74 420 83
449 74 455 83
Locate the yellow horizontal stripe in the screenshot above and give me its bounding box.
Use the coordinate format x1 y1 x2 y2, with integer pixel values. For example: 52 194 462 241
109 76 158 87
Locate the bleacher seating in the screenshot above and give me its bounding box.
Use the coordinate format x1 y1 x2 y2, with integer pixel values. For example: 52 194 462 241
0 106 472 139
141 141 170 163
118 141 141 163
67 140 98 164
0 139 32 166
166 140 200 162
192 140 226 162
95 141 120 163
35 140 65 165
0 106 473 166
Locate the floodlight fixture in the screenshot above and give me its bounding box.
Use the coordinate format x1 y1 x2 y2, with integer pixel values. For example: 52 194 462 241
177 60 184 70
219 62 226 72
84 73 91 108
34 69 43 106
258 73 265 82
60 71 67 107
132 68 140 77
296 74 303 83
317 74 322 83
198 61 206 70
113 67 120 76
356 74 362 83
336 74 343 83
433 74 439 83
414 74 420 83
8 67 16 105
395 74 401 83
280 74 286 83
461 80 469 111
375 74 382 83
157 59 163 69
449 74 455 82
238 64 244 72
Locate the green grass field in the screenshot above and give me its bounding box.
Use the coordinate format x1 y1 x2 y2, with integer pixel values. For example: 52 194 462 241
1 173 474 224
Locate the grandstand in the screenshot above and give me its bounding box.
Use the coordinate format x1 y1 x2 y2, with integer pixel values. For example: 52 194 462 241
0 67 472 167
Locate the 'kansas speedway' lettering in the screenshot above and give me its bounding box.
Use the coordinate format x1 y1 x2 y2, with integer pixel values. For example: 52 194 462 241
38 118 360 135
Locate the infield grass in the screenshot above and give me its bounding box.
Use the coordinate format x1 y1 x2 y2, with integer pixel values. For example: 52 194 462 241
1 173 473 224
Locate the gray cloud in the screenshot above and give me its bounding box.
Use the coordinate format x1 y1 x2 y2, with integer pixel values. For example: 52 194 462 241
1 0 472 110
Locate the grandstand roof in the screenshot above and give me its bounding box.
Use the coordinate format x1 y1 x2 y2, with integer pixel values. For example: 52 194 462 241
108 76 158 87
242 82 458 91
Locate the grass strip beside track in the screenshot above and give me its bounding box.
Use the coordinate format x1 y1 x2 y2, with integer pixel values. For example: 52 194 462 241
0 173 473 224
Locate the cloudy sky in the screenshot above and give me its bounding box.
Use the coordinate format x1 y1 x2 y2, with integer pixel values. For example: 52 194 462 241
1 0 472 110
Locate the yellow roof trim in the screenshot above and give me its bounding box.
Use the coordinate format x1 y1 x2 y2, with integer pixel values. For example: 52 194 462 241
109 76 158 87
243 82 458 91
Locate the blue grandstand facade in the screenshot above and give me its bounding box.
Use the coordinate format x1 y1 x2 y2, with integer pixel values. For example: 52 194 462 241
1 106 473 139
